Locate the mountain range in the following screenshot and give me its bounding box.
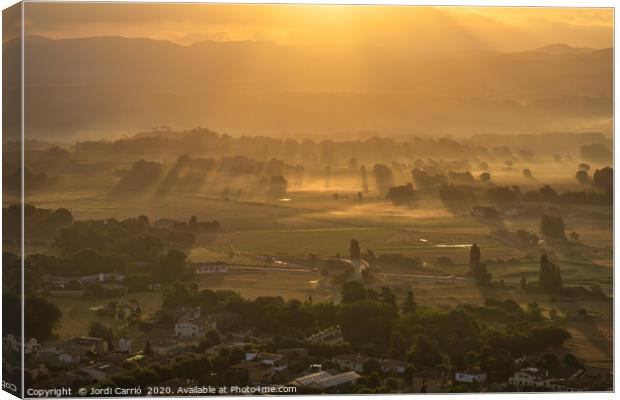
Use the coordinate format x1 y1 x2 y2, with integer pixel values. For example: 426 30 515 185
4 35 612 140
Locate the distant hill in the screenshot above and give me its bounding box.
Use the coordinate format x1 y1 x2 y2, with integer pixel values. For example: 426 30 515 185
9 35 612 140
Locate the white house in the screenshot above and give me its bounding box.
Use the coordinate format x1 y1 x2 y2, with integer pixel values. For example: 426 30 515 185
306 326 343 344
3 335 41 355
292 371 361 391
243 351 288 373
455 369 487 383
79 272 126 285
380 359 409 374
332 354 370 373
174 316 216 339
509 367 548 389
195 264 229 274
39 342 86 366
118 337 132 353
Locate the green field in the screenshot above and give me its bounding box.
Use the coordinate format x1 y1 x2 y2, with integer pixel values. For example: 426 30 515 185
25 186 612 369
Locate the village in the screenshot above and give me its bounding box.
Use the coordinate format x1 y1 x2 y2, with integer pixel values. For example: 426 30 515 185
3 252 613 395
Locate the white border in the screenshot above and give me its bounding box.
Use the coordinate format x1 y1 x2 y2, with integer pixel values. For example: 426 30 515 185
0 1 616 400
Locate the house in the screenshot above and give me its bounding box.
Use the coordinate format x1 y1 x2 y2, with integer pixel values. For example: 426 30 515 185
175 313 216 339
79 272 126 285
306 326 343 344
508 367 549 389
4 334 40 355
234 352 289 384
116 299 142 320
117 337 132 353
291 371 361 391
471 206 499 219
78 362 122 383
152 340 178 355
411 370 449 393
38 341 88 366
148 283 162 291
581 366 612 385
332 354 370 373
167 306 201 323
232 361 274 385
455 369 487 383
24 359 49 380
194 263 229 274
509 366 591 392
71 336 109 354
151 340 191 356
291 371 332 387
380 359 409 374
245 352 288 373
503 207 521 217
277 348 309 358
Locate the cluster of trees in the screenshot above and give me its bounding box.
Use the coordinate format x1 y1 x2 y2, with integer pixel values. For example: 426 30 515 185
112 154 294 199
3 204 73 240
93 349 246 391
469 244 493 287
76 128 509 168
540 215 566 239
439 184 476 213
521 253 606 298
171 215 221 233
520 254 562 294
373 164 395 195
411 169 448 191
54 214 195 261
539 254 563 292
3 252 63 341
158 278 570 384
386 183 417 206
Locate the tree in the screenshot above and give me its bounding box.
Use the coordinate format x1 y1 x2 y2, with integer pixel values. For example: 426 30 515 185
469 244 492 286
152 249 189 284
412 169 448 190
522 169 533 179
348 157 359 170
350 239 361 261
578 163 591 171
479 172 491 183
539 253 562 292
401 291 417 314
387 331 407 359
198 330 221 351
360 166 369 193
540 215 566 239
341 281 367 304
380 287 397 308
575 170 589 184
386 183 417 206
469 244 480 274
408 334 444 368
374 164 395 195
89 322 114 347
268 175 288 195
144 340 153 356
363 358 382 375
25 295 62 340
593 167 613 193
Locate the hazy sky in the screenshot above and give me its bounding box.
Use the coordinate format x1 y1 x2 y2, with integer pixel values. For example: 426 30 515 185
15 3 612 140
24 4 613 51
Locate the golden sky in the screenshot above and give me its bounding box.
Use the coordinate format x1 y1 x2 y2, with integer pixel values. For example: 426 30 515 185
24 4 613 51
